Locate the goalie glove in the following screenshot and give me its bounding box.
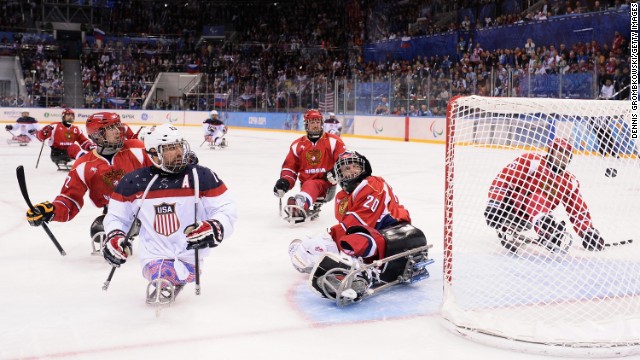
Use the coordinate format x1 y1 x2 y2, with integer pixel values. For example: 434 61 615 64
184 220 224 250
273 178 290 198
26 201 55 226
103 230 131 267
325 168 338 186
582 229 604 251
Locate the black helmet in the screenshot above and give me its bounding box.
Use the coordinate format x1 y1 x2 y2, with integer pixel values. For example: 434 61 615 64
334 150 372 194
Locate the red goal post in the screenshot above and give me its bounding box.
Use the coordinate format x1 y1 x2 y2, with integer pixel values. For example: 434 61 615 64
443 95 640 357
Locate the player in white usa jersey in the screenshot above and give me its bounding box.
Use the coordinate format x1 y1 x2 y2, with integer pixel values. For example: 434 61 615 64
323 112 342 136
103 124 237 305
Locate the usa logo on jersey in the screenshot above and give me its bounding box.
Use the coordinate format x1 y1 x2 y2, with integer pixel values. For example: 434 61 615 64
154 203 180 236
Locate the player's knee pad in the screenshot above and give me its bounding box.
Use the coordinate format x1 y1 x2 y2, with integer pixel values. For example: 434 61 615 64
90 214 106 245
322 185 336 203
50 147 71 164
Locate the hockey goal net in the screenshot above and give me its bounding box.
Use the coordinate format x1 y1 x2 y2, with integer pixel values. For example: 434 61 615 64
443 95 640 357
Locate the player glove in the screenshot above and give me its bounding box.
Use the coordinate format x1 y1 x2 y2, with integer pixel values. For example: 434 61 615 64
5 124 13 131
273 178 290 198
26 201 55 226
582 229 604 251
28 128 37 135
185 150 199 165
103 230 131 267
41 125 52 138
184 220 224 250
325 168 338 186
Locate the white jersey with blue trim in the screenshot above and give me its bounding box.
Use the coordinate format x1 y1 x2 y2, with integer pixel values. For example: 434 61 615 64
104 164 237 278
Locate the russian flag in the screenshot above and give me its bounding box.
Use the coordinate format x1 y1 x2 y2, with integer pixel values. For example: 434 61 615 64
93 28 105 46
186 63 200 73
400 36 412 49
214 94 227 107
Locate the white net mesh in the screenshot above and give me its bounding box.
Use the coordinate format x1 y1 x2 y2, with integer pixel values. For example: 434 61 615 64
443 96 640 356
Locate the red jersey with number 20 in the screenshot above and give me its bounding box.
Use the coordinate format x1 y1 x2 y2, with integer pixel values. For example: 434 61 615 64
330 176 411 241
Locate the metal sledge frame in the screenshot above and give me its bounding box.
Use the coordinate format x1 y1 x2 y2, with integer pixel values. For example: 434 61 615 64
333 244 434 307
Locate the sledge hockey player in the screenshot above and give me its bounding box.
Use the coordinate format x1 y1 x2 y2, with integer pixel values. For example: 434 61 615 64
25 112 154 254
203 110 228 149
102 124 237 306
288 150 432 305
273 109 346 224
323 112 342 136
35 108 95 171
484 137 605 254
6 110 40 145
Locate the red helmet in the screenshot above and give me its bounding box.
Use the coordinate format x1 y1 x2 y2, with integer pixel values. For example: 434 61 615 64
547 137 573 173
304 109 323 121
303 109 323 139
62 108 75 123
86 112 124 153
548 137 573 154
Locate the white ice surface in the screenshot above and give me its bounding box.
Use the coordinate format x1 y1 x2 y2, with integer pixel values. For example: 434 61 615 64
0 126 627 360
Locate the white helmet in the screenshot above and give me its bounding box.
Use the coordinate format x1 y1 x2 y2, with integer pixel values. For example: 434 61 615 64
210 110 219 118
143 124 191 174
328 112 335 117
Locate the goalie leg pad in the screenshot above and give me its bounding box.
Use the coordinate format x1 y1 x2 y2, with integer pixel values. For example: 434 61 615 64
378 223 428 283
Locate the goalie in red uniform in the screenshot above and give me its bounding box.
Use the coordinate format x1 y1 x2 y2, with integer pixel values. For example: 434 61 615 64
25 112 154 253
273 109 346 223
484 137 605 253
35 108 95 170
288 150 432 304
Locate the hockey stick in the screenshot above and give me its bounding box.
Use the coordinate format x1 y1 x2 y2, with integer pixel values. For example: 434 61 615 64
605 239 634 247
16 165 66 256
279 197 282 217
192 167 202 295
102 173 159 291
35 139 46 168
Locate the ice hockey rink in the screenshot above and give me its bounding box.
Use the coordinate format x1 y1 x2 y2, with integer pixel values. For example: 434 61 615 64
0 125 635 360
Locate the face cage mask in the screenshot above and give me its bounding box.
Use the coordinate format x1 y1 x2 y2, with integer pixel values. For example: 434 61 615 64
336 157 366 193
91 124 124 155
155 140 190 174
305 118 324 139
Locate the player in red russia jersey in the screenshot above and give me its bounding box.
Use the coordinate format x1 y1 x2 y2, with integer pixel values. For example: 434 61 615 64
35 108 95 170
26 112 154 253
484 137 605 252
273 109 347 222
289 150 431 303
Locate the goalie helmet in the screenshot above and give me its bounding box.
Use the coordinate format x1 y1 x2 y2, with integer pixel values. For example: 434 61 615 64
143 124 191 174
303 109 324 140
547 137 573 173
334 150 372 194
62 108 75 125
86 112 125 155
